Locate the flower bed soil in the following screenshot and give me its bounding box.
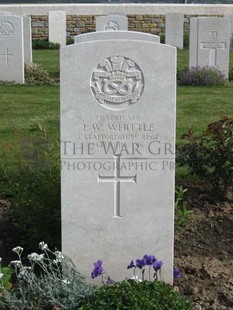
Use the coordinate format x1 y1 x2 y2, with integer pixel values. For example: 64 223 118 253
174 180 233 310
0 180 233 309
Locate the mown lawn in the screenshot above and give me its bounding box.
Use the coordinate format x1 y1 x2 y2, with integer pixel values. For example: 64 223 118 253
0 48 232 163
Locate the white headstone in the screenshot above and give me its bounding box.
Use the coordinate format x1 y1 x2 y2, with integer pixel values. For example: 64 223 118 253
0 15 24 84
189 17 230 78
96 15 128 31
48 10 66 46
74 31 160 44
224 13 233 49
165 12 184 49
61 36 176 284
23 16 32 64
0 11 12 16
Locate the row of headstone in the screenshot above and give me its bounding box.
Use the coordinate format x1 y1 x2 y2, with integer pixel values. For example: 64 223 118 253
0 11 33 84
61 14 176 284
189 17 230 78
165 12 184 49
224 13 233 49
164 13 231 79
48 10 66 46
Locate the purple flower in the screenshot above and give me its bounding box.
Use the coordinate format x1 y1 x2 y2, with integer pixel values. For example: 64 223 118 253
152 260 163 271
127 260 135 269
106 278 113 285
142 255 156 266
136 259 144 269
91 260 103 279
173 268 182 279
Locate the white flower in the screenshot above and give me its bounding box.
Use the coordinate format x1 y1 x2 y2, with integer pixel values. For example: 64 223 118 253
10 260 22 267
54 251 64 263
0 257 2 263
12 246 23 255
61 279 70 286
0 272 4 280
39 242 48 251
131 275 142 282
18 267 31 279
28 253 44 262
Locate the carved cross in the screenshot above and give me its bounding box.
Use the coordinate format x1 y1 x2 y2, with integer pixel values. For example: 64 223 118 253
98 155 137 218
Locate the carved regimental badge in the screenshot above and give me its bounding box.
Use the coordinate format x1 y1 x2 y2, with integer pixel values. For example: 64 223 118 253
91 56 144 110
0 21 14 36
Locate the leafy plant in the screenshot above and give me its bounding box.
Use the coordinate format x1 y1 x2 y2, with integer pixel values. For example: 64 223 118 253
0 258 12 291
0 126 61 257
178 66 226 86
32 39 60 50
177 116 233 197
175 186 193 231
79 279 191 310
160 33 165 44
1 244 95 310
67 37 74 45
229 66 233 81
183 32 189 49
25 63 56 85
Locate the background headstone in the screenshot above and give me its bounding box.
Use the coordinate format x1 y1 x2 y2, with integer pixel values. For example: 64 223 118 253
224 13 233 49
0 11 12 16
165 12 184 49
61 37 176 284
189 17 230 78
23 16 32 64
48 10 66 46
0 15 24 84
74 31 160 44
96 14 128 31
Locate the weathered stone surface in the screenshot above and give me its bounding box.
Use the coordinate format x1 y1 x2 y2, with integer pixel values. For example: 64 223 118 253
189 17 230 78
0 15 24 83
96 14 128 31
224 13 233 49
23 16 32 64
48 10 66 46
74 30 160 44
165 12 184 49
61 35 176 284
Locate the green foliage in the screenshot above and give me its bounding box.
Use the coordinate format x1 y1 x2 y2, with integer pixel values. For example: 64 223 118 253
183 33 189 49
1 244 94 310
178 66 226 86
79 280 191 310
160 33 165 44
0 267 12 290
175 186 193 231
67 37 74 45
177 116 233 197
32 39 60 50
0 125 61 254
25 63 56 85
229 66 233 81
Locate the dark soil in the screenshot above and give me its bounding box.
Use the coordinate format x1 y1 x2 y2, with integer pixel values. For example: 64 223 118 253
174 180 233 310
0 180 233 309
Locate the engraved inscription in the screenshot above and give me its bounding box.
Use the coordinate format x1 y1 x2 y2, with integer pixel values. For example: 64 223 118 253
1 48 13 66
52 12 62 22
171 14 179 23
98 155 137 218
200 32 226 66
104 21 119 31
91 56 144 111
0 21 14 36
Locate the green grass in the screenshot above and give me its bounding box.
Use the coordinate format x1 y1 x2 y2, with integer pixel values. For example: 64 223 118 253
0 49 233 165
32 49 60 78
177 84 233 138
